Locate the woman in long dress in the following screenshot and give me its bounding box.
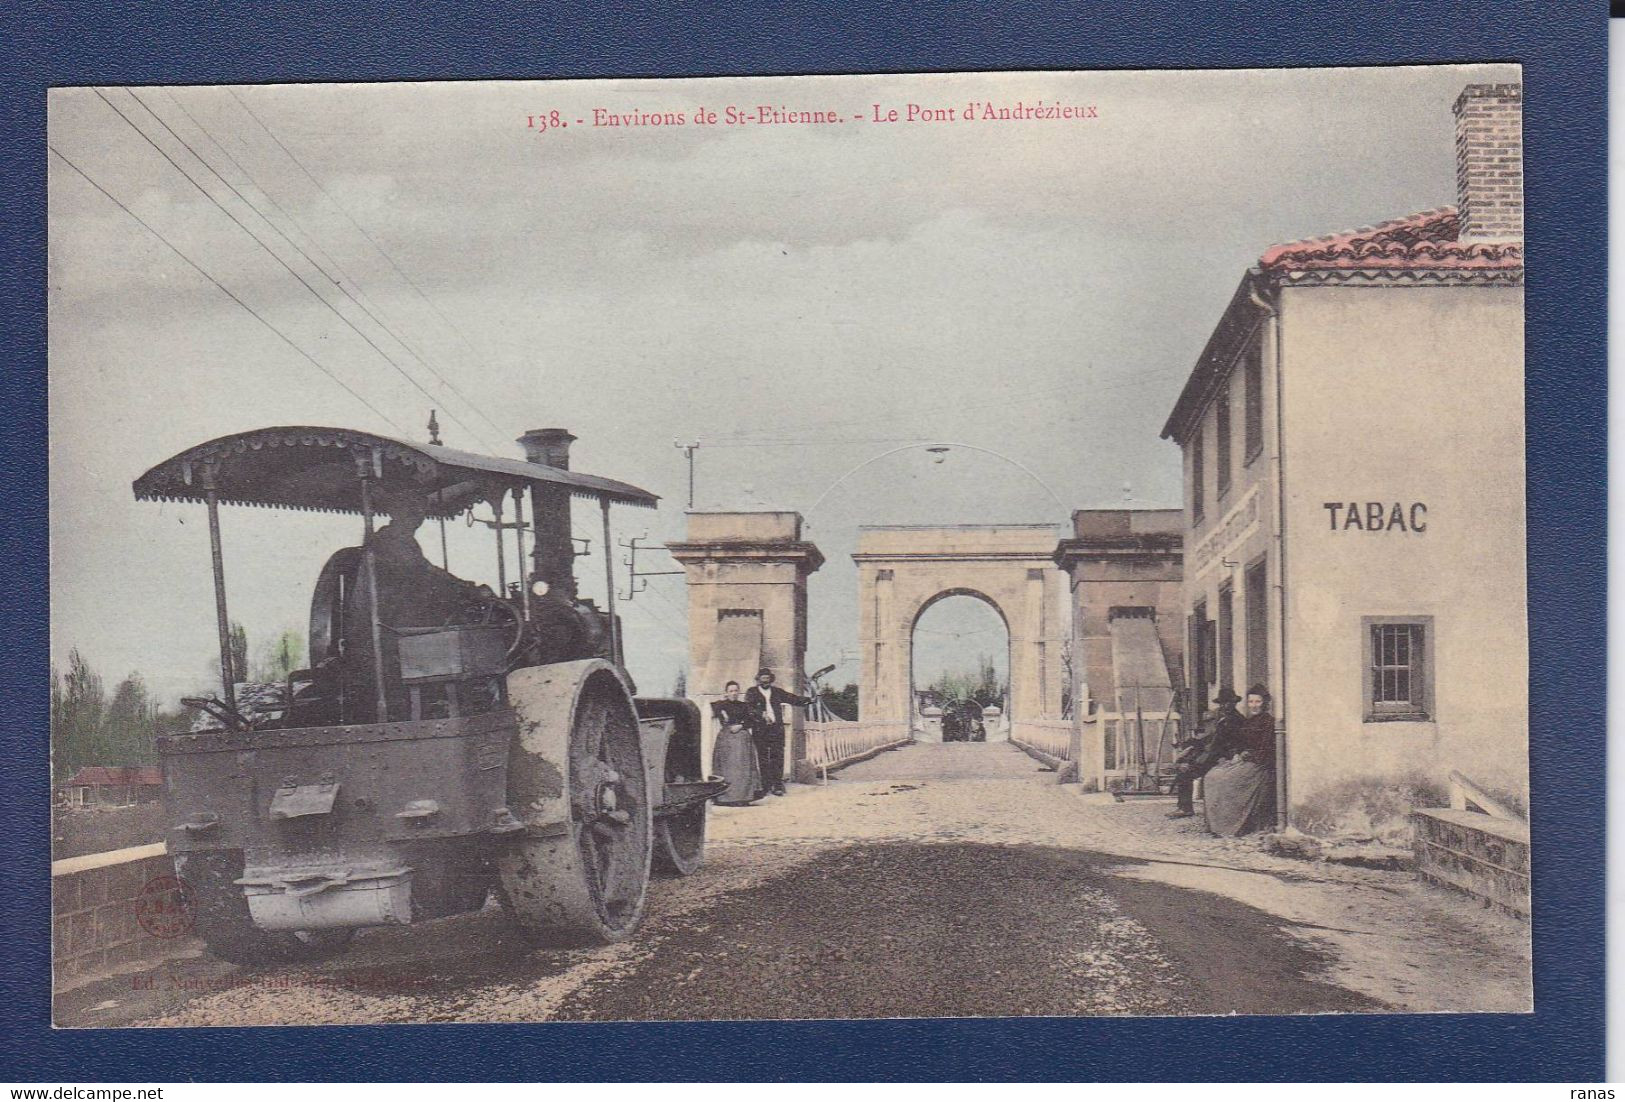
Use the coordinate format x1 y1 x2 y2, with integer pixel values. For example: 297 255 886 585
1203 684 1278 837
710 680 764 806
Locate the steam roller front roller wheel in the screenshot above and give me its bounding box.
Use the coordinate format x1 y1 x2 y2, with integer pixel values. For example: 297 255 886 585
496 661 653 946
174 850 355 967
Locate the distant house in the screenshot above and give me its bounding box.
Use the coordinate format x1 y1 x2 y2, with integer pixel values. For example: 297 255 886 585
56 766 163 807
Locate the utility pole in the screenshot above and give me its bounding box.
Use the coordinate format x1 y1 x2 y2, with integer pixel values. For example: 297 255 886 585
673 440 699 508
428 410 449 569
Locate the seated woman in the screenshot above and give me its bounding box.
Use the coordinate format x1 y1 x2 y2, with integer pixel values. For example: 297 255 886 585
1203 684 1277 837
710 680 764 806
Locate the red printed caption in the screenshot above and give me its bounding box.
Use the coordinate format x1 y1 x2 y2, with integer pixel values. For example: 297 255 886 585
524 100 1100 136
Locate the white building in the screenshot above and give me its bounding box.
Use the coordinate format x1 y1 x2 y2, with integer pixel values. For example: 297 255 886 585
1160 83 1528 825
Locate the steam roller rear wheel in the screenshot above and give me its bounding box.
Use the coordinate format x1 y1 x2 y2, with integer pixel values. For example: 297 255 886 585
496 661 653 946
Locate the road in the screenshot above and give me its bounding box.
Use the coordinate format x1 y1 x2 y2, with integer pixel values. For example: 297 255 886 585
58 742 1531 1027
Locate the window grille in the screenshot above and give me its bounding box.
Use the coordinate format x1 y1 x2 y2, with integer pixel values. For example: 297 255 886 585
1367 620 1430 718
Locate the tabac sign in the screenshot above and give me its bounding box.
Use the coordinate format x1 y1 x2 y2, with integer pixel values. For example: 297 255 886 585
1322 501 1428 534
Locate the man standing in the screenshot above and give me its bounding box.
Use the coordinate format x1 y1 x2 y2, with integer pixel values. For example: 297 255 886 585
743 667 811 797
1167 687 1243 819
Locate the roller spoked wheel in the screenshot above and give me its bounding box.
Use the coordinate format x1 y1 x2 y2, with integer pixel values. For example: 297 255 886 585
496 662 653 946
653 783 706 877
174 850 355 967
649 701 707 878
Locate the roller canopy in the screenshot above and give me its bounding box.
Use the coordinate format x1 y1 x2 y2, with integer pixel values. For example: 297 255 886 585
132 426 658 516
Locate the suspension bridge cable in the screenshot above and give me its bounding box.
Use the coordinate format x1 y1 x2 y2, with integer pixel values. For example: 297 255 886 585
225 86 509 435
94 88 489 448
704 367 1185 446
153 88 510 451
49 144 406 432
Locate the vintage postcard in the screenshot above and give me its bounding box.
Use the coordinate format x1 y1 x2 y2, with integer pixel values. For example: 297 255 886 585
48 64 1530 1028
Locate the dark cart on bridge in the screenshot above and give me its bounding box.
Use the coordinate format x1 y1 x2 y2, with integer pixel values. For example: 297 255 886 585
135 426 724 964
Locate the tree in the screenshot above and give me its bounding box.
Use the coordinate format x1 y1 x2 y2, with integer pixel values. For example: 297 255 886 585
204 621 250 690
821 682 859 721
251 628 306 684
926 653 1008 709
102 672 159 767
51 648 106 782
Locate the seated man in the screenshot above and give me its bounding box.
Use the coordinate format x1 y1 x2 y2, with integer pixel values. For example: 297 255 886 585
342 486 495 722
1202 684 1278 837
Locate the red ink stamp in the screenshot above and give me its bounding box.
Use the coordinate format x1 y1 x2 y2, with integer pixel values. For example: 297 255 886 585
134 873 196 939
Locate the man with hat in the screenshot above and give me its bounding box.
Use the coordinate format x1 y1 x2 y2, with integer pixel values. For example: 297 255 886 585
1167 686 1244 819
742 667 813 797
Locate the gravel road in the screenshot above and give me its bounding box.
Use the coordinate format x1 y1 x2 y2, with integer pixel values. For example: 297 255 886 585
56 741 1530 1028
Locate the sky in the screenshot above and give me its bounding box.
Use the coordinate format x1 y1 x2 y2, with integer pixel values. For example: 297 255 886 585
47 63 1518 704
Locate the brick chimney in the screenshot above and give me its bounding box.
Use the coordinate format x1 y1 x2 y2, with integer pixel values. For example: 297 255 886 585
1453 83 1523 241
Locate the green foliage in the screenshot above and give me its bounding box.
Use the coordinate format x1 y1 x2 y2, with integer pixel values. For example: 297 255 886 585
250 627 306 684
820 682 859 721
51 652 188 782
925 654 1007 708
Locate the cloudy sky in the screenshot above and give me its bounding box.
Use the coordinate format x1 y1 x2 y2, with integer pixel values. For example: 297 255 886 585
48 63 1516 704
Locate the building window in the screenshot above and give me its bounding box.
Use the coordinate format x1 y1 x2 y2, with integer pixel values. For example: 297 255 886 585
1245 559 1269 690
1215 384 1232 499
1217 584 1234 694
1104 720 1118 770
1190 425 1205 523
1363 617 1434 721
1244 340 1264 464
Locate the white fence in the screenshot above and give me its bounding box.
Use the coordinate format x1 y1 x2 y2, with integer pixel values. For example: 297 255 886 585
1010 719 1075 763
804 720 911 770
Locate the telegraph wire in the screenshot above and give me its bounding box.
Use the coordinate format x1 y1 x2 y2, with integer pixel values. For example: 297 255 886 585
93 87 492 449
705 367 1186 445
153 88 510 452
225 86 508 436
48 143 406 433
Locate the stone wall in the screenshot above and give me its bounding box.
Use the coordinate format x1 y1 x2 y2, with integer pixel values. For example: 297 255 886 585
53 843 198 992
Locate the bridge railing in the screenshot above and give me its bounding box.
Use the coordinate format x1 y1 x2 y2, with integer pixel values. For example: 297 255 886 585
804 720 911 772
1009 718 1075 766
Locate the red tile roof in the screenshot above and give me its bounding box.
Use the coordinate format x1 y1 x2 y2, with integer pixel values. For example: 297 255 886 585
64 765 162 787
1257 207 1522 273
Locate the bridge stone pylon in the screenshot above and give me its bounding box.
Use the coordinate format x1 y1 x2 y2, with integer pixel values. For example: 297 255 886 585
667 511 824 777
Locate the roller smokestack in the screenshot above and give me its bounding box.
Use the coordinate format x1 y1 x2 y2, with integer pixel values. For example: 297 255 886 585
519 428 579 599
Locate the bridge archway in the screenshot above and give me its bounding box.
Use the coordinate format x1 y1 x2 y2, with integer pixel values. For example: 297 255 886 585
909 589 1011 741
856 525 1069 727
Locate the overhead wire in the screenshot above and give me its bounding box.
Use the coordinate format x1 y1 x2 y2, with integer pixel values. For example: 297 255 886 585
153 88 511 451
94 87 493 450
225 86 508 437
702 367 1186 446
48 143 407 432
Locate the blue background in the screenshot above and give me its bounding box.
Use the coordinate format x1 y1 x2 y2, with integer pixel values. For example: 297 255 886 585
0 0 1606 1083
